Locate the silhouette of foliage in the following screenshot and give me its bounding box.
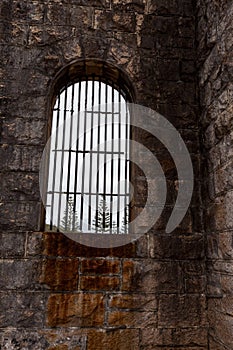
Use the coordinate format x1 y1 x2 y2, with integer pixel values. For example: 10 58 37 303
60 196 80 232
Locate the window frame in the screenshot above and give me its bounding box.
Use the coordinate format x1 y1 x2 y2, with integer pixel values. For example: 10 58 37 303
40 59 135 235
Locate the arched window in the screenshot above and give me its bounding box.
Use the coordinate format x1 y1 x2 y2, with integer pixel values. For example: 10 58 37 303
44 61 134 235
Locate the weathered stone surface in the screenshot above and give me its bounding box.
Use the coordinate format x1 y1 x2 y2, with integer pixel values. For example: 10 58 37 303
0 292 47 327
147 0 194 16
142 347 206 350
0 201 41 232
122 259 182 293
109 293 157 310
0 259 41 290
112 0 145 14
0 328 87 350
208 300 233 350
80 275 120 291
218 232 233 259
26 232 43 256
47 293 104 327
158 294 206 327
94 10 137 33
141 327 208 347
149 233 204 259
16 327 139 350
86 328 140 350
182 261 206 293
1 144 43 172
40 258 79 291
0 330 49 350
206 192 233 231
108 309 156 328
0 172 41 202
4 0 233 348
214 161 233 195
81 258 120 274
0 232 25 257
42 231 138 257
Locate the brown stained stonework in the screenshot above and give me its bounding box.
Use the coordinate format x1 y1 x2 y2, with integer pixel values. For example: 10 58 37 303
47 346 69 350
141 327 208 348
40 258 79 291
158 294 207 328
149 233 205 260
122 259 181 293
0 328 140 350
109 293 157 310
80 275 120 291
108 309 157 328
81 258 120 274
47 293 104 327
86 330 140 350
42 232 137 258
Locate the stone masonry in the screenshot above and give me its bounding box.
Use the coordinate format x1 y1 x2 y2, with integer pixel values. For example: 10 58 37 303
0 0 232 349
197 1 233 349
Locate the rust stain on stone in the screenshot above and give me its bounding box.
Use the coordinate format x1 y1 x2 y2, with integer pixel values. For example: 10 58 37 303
80 275 120 291
81 258 120 274
40 258 79 291
47 293 104 327
42 232 136 257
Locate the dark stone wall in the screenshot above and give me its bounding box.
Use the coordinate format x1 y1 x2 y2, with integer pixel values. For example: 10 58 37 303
0 0 209 349
197 0 233 349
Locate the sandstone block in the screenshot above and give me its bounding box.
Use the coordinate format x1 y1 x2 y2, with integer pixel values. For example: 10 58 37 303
81 258 120 274
158 294 206 327
109 293 157 310
40 258 79 291
80 275 120 291
122 259 181 293
47 293 104 327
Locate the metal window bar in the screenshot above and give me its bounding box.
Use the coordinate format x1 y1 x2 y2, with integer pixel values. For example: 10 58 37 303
117 89 121 230
88 78 95 228
49 94 60 231
45 78 130 234
102 83 108 232
57 84 68 230
95 78 101 233
73 80 81 231
80 79 88 231
65 83 75 230
124 104 130 234
110 84 114 233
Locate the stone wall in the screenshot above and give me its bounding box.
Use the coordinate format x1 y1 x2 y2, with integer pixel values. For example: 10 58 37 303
197 0 233 349
1 0 207 349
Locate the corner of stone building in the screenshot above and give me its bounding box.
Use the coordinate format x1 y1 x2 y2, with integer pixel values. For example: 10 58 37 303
197 1 233 349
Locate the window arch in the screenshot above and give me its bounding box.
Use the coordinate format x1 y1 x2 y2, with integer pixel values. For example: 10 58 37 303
44 60 134 235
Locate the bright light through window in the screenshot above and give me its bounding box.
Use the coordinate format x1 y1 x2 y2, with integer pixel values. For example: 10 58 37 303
45 78 130 234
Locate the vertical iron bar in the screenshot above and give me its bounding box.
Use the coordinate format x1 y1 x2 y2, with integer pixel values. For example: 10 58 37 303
80 79 88 231
57 85 68 230
103 83 108 232
110 84 114 233
73 80 81 231
65 83 75 230
124 101 129 233
50 94 60 230
88 78 95 228
95 79 101 232
117 88 121 230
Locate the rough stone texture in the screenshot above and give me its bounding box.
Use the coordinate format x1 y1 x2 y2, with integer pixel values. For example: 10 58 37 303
197 0 233 349
1 0 232 349
47 293 105 327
